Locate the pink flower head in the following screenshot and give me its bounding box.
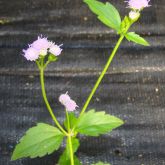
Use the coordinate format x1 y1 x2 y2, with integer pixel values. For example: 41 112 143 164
49 44 63 56
59 92 78 112
59 92 71 105
23 35 63 61
23 47 39 61
126 0 150 10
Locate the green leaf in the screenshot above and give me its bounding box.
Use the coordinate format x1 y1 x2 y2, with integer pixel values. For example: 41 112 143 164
64 112 78 130
58 152 81 165
12 123 64 160
75 109 124 136
125 32 150 46
84 0 121 31
74 156 82 165
92 162 111 165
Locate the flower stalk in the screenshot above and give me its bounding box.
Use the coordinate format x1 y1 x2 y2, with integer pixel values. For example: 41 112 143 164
68 135 74 165
79 14 135 117
79 34 125 117
39 62 68 136
66 110 74 165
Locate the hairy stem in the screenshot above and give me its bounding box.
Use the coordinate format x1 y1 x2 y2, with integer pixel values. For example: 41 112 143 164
80 34 125 117
68 135 74 165
40 67 68 135
66 110 74 165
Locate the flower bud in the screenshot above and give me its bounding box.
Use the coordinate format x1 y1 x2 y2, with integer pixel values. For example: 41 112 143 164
129 11 140 21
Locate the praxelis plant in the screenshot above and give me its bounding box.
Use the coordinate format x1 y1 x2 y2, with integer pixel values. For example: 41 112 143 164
11 0 150 164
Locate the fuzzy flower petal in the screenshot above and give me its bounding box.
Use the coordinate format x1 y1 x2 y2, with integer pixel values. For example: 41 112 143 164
23 47 39 61
59 92 78 112
126 0 150 10
31 36 50 50
59 92 71 105
64 100 78 112
49 44 62 56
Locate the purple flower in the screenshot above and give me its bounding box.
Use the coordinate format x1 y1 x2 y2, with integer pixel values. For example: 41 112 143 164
59 92 71 105
126 0 150 10
23 47 39 61
23 35 63 61
31 36 50 50
59 92 78 112
49 44 63 56
64 100 78 112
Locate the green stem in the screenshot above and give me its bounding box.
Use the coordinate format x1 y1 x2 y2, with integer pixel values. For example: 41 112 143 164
66 110 74 165
80 34 125 117
65 110 70 131
43 61 50 69
68 135 74 165
40 68 68 135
